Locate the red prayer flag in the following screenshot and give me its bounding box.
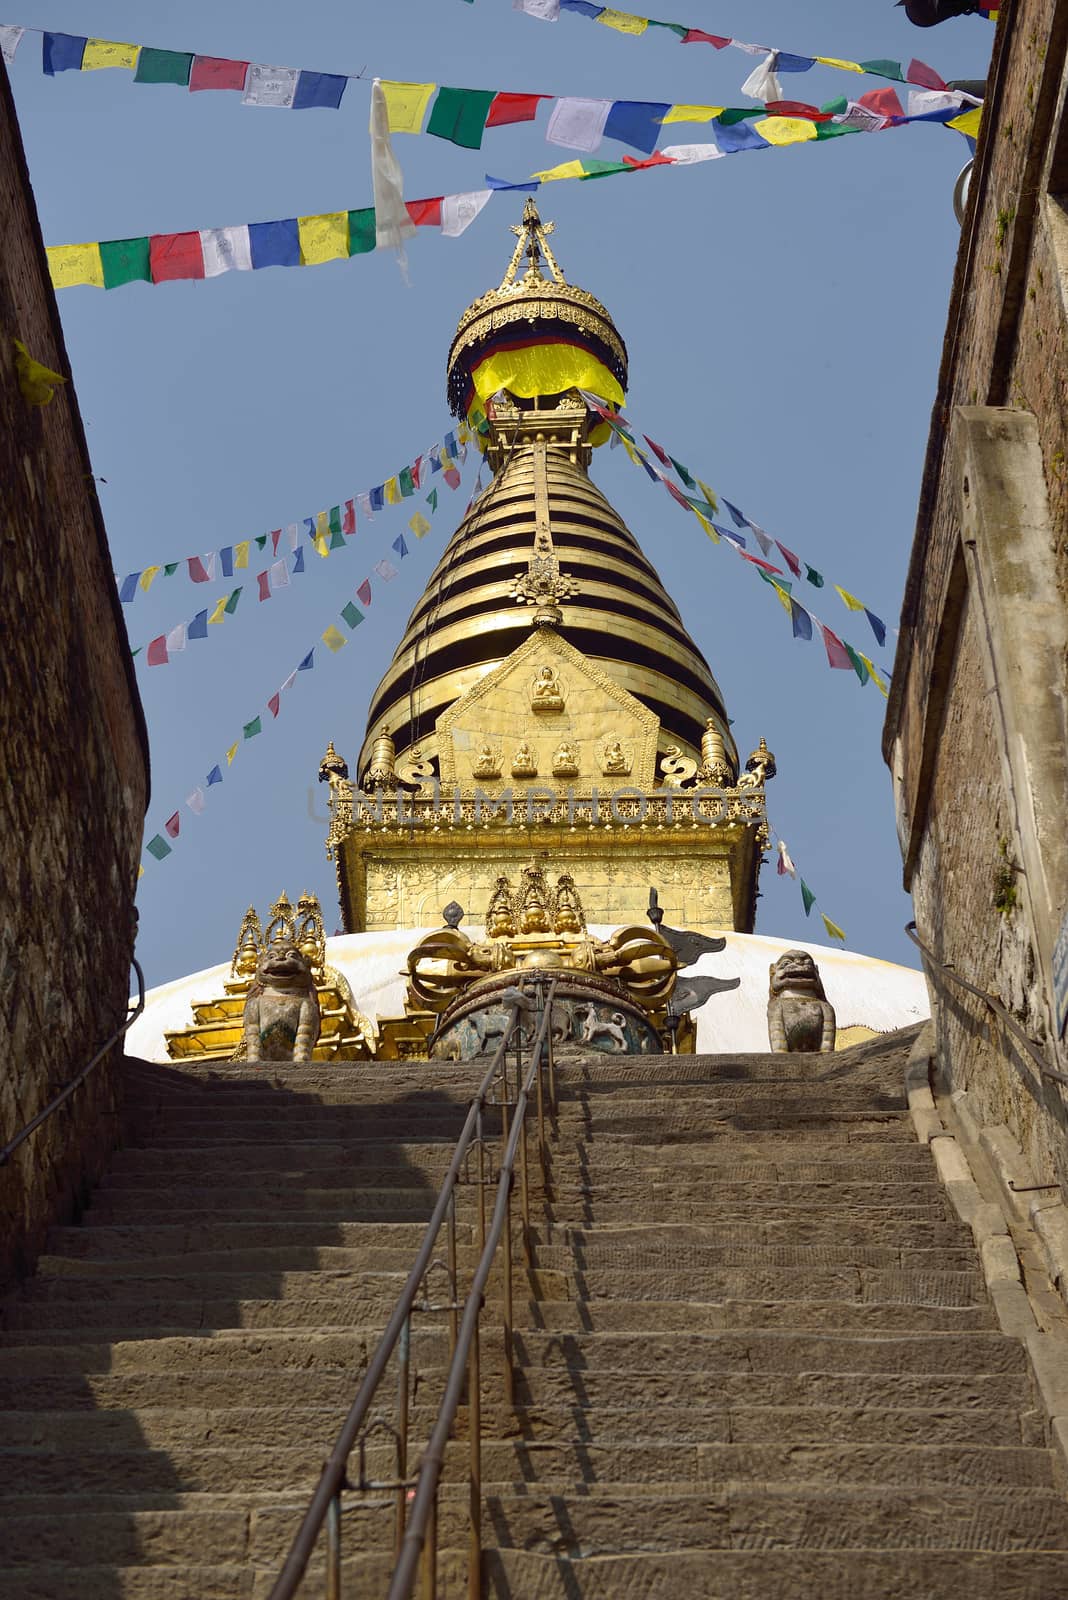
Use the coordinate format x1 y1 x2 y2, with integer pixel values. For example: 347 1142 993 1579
682 29 730 48
766 100 830 122
164 811 180 839
357 578 372 606
270 529 281 555
257 570 271 602
268 692 280 719
187 555 210 582
740 552 783 575
151 232 205 283
643 436 673 469
411 458 422 489
146 635 169 666
622 151 676 170
664 479 692 510
485 91 548 127
821 624 853 670
859 87 905 120
343 499 356 535
906 58 947 91
444 466 461 490
189 56 249 92
775 541 802 577
406 197 443 227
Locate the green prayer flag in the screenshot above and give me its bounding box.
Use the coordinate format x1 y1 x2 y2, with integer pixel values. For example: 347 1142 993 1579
426 488 439 512
580 159 631 179
146 834 172 861
164 563 179 577
805 565 824 588
648 20 687 36
819 96 850 116
348 207 377 256
340 601 364 630
845 644 870 685
131 647 142 658
860 59 906 82
717 108 760 125
800 879 816 917
134 47 193 86
329 528 345 550
100 237 151 289
224 587 242 615
426 86 496 150
814 122 853 141
255 535 268 550
399 466 415 498
243 716 262 740
329 505 342 535
669 457 695 489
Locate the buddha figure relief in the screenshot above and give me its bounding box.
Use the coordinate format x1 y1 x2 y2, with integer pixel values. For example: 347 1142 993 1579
530 664 565 713
511 741 538 778
473 742 502 780
602 739 631 776
552 741 579 778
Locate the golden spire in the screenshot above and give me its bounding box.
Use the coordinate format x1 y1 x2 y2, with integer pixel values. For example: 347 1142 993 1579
501 198 565 289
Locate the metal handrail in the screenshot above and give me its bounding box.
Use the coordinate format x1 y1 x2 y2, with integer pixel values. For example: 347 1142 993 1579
267 1003 525 1600
0 956 147 1167
387 980 558 1600
906 921 1068 1090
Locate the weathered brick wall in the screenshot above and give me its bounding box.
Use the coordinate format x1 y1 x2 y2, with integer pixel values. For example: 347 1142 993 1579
0 63 149 1287
885 0 1068 1192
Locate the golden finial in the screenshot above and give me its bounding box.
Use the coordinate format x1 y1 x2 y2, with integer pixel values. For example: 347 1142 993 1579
502 198 564 289
699 718 736 787
295 892 326 976
231 906 262 978
738 736 777 789
264 892 296 946
318 739 348 784
365 725 398 791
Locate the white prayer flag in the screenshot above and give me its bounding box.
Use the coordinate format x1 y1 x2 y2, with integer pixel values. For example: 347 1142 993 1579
907 89 967 118
166 623 187 654
835 103 887 133
374 559 399 581
370 79 417 252
740 50 782 105
242 63 299 108
186 788 206 815
659 143 724 165
749 523 775 558
545 97 612 152
270 559 290 591
0 26 25 63
777 840 797 878
199 552 217 583
280 669 297 694
199 226 253 277
357 492 373 520
286 523 300 551
442 190 493 238
514 0 559 16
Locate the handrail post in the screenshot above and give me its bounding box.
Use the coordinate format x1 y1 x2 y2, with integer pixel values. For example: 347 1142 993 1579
467 1313 482 1600
420 1492 437 1600
502 1168 515 1410
395 1314 411 1559
326 1491 341 1600
476 1108 486 1252
519 1087 532 1269
447 1190 459 1358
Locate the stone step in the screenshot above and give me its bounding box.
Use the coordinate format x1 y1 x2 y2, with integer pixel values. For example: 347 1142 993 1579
545 1197 951 1225
84 1194 439 1225
0 1439 1052 1496
45 1220 460 1258
547 1179 943 1209
533 1216 968 1248
482 1549 1068 1600
0 1363 1028 1416
532 1238 978 1272
0 1565 255 1600
0 1397 1035 1453
106 1143 468 1174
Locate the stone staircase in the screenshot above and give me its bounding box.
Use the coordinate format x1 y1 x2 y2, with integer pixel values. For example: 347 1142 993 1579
2 1031 1067 1598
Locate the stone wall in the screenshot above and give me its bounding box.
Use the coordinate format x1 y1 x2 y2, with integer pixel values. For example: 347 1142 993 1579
0 63 149 1287
884 0 1068 1200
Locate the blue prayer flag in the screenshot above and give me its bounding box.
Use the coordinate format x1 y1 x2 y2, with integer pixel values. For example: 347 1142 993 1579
713 119 770 155
865 609 887 648
118 573 139 603
775 53 816 73
604 101 671 155
485 174 540 192
248 219 301 270
292 547 305 574
298 650 315 671
219 546 233 578
43 32 86 74
187 610 208 640
713 524 747 550
370 486 385 512
561 0 605 14
392 534 409 557
723 500 748 530
293 71 347 110
791 601 814 641
206 765 223 786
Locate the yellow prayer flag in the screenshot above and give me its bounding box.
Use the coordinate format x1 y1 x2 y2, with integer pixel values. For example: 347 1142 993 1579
696 478 719 515
208 595 228 625
384 478 402 505
597 9 648 34
322 625 348 653
821 912 847 942
948 107 982 139
234 542 250 570
138 864 145 879
314 536 330 559
532 160 588 183
226 742 239 766
661 104 724 125
379 81 436 134
138 566 161 593
316 511 330 536
771 581 793 618
859 653 889 698
834 585 866 613
409 513 432 539
457 421 473 444
46 243 105 290
692 508 719 543
298 212 349 266
82 38 139 70
815 56 864 73
751 117 818 148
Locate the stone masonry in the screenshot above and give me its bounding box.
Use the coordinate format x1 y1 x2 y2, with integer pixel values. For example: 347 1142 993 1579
0 59 149 1287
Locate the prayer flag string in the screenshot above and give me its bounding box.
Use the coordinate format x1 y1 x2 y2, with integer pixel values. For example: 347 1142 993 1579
766 820 847 943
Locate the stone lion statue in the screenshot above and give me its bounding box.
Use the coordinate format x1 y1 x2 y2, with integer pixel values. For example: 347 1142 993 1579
767 949 836 1054
241 943 320 1063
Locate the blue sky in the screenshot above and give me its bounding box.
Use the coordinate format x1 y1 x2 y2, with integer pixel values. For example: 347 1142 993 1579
7 1 992 985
